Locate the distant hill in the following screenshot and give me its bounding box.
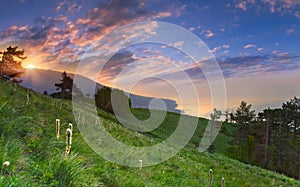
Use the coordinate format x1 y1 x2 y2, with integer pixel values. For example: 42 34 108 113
19 68 183 113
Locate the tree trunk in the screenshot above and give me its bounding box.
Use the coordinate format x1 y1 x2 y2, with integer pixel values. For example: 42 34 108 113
241 123 246 145
263 118 270 167
294 121 297 145
276 120 282 171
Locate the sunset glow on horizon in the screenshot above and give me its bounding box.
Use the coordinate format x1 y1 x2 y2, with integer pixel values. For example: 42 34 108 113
25 64 35 69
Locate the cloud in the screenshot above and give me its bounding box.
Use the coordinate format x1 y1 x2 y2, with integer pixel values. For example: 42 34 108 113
235 0 257 11
72 0 173 46
218 54 300 77
56 0 82 13
223 44 230 49
207 45 230 54
98 51 137 83
244 43 256 49
0 0 176 72
208 47 220 53
278 52 289 57
171 41 184 48
170 53 299 82
258 47 264 51
189 27 195 32
152 11 172 19
203 30 214 38
236 1 248 10
286 28 295 35
235 0 300 18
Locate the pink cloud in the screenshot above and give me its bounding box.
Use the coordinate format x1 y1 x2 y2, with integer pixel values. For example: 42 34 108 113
223 44 230 49
56 0 81 13
286 28 295 35
236 0 300 18
209 47 220 53
244 44 256 49
152 12 172 19
18 25 29 31
189 27 196 32
236 1 248 10
278 52 289 57
204 30 214 38
258 47 264 51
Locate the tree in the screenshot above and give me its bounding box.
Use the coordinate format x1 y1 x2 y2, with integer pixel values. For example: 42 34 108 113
55 71 73 94
283 97 300 144
51 71 83 99
0 46 26 78
210 108 222 121
95 86 113 113
228 98 300 180
208 108 222 153
95 87 131 114
229 112 235 123
258 108 276 167
282 97 300 178
232 101 255 145
223 109 230 122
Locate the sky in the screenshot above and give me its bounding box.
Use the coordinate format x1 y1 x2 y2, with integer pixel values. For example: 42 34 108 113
0 0 299 117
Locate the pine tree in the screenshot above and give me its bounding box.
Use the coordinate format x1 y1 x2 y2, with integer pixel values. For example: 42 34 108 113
0 46 26 78
51 71 83 99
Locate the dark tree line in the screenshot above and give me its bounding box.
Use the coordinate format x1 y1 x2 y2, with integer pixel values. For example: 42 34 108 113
229 98 300 180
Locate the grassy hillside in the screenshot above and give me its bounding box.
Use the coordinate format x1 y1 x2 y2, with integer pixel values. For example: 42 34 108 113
0 78 299 186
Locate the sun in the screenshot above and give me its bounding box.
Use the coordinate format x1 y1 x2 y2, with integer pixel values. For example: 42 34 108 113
26 64 35 69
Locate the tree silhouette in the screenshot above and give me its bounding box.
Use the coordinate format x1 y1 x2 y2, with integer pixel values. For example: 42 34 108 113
208 108 222 153
55 71 73 94
0 46 26 78
51 71 83 99
95 87 131 114
95 86 113 113
229 98 300 179
232 101 255 145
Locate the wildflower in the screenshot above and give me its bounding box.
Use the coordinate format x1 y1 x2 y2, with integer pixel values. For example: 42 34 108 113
3 161 10 167
66 128 72 147
65 128 72 157
139 160 143 170
222 177 225 187
56 119 60 139
68 123 73 131
209 169 213 187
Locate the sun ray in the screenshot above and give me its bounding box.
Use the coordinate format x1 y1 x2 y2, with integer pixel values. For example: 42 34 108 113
26 64 35 69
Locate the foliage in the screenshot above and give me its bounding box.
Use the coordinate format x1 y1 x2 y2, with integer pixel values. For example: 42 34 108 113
95 86 132 114
210 108 222 121
207 108 222 153
232 101 255 145
0 46 26 79
51 71 83 100
229 99 300 179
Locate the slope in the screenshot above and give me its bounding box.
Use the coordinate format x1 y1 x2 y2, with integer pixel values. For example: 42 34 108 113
0 78 299 186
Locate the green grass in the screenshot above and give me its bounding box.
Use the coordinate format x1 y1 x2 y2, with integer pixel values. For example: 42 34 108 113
0 78 299 186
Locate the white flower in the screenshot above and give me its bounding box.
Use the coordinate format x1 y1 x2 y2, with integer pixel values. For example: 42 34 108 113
68 123 73 131
3 161 10 167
